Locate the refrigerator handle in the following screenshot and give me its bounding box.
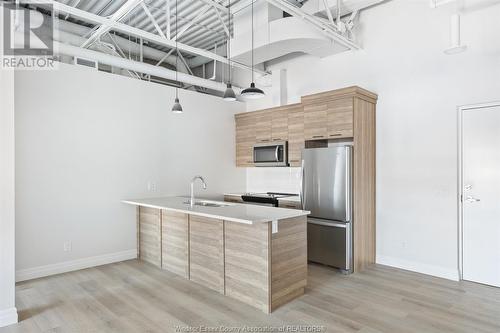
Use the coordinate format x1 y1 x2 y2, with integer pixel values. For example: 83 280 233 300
300 159 306 210
345 146 352 222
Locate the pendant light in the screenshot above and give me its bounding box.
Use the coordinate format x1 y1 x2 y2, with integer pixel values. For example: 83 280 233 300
241 0 265 99
223 0 237 101
171 0 183 113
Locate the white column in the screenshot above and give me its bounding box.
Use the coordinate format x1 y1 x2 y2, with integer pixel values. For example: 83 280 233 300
272 69 287 107
0 4 19 328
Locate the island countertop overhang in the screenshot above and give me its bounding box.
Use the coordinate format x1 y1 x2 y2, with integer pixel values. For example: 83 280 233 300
123 196 310 224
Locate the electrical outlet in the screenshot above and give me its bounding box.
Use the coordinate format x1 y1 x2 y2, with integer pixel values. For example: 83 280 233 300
63 241 72 252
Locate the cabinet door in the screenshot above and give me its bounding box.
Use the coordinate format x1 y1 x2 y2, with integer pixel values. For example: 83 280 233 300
162 210 189 278
327 98 353 138
189 215 225 293
235 114 255 167
139 207 161 267
304 103 328 140
272 109 288 142
288 106 304 167
255 112 272 143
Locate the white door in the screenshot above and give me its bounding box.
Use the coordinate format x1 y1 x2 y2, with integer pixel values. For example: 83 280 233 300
462 104 500 287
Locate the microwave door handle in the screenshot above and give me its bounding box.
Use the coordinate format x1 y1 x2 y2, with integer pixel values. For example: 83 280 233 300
275 145 280 162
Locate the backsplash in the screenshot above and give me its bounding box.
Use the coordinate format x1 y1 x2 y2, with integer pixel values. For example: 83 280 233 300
246 167 302 194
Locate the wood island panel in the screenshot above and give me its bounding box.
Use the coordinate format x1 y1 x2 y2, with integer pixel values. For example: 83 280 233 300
161 210 189 278
189 215 225 293
138 207 161 267
224 221 271 313
271 216 308 311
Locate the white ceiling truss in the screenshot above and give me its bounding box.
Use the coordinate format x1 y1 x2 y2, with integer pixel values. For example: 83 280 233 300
26 0 364 96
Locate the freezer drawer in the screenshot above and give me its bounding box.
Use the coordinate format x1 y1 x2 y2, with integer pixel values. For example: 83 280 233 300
307 218 352 272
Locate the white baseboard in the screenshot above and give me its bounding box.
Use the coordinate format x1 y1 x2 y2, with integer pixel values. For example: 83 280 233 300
376 255 460 281
16 249 137 282
0 307 18 328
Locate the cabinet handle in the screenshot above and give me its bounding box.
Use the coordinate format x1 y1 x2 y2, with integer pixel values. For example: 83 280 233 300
260 139 270 142
330 134 342 137
290 160 299 162
273 138 282 141
312 135 325 138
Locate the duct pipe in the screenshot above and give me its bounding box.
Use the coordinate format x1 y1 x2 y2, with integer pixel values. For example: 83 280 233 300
53 41 240 93
444 14 467 54
12 30 239 93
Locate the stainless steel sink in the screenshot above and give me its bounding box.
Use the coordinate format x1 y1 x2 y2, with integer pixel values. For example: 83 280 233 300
183 200 232 208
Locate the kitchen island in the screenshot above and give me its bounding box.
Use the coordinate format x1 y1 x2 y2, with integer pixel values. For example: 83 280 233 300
123 197 310 313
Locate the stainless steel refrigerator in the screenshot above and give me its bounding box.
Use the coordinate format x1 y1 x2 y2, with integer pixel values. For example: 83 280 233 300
301 146 353 273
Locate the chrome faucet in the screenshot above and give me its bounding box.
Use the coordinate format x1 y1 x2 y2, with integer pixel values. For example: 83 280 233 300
190 176 207 207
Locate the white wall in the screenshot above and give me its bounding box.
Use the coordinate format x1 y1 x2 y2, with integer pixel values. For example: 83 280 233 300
15 63 246 280
246 167 301 194
0 12 18 326
241 0 500 280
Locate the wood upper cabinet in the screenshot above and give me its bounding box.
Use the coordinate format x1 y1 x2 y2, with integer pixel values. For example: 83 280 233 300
255 112 272 143
327 98 353 138
255 107 289 143
304 98 354 140
304 103 328 140
287 105 304 167
271 109 288 142
235 113 256 167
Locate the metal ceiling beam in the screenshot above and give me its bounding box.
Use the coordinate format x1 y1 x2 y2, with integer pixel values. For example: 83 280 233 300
173 4 212 41
140 2 167 38
165 0 171 39
32 0 268 75
197 0 229 14
212 4 230 37
81 0 145 48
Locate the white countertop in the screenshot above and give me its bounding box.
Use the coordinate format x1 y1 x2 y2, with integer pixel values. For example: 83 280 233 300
123 196 309 224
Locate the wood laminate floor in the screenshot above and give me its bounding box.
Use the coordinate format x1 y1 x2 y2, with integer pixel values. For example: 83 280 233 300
2 260 500 333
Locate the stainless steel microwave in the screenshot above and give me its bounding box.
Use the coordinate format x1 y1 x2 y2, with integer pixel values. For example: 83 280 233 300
253 141 288 167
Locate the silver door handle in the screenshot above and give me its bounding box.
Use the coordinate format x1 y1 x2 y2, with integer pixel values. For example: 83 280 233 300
300 159 306 210
275 146 279 162
465 196 481 203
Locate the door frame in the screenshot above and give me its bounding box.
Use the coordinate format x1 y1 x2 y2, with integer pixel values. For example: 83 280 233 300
458 101 500 281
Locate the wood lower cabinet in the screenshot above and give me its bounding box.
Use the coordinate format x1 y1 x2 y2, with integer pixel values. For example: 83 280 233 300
225 222 270 312
136 208 308 313
138 207 161 267
162 210 189 278
189 215 225 293
271 216 307 310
